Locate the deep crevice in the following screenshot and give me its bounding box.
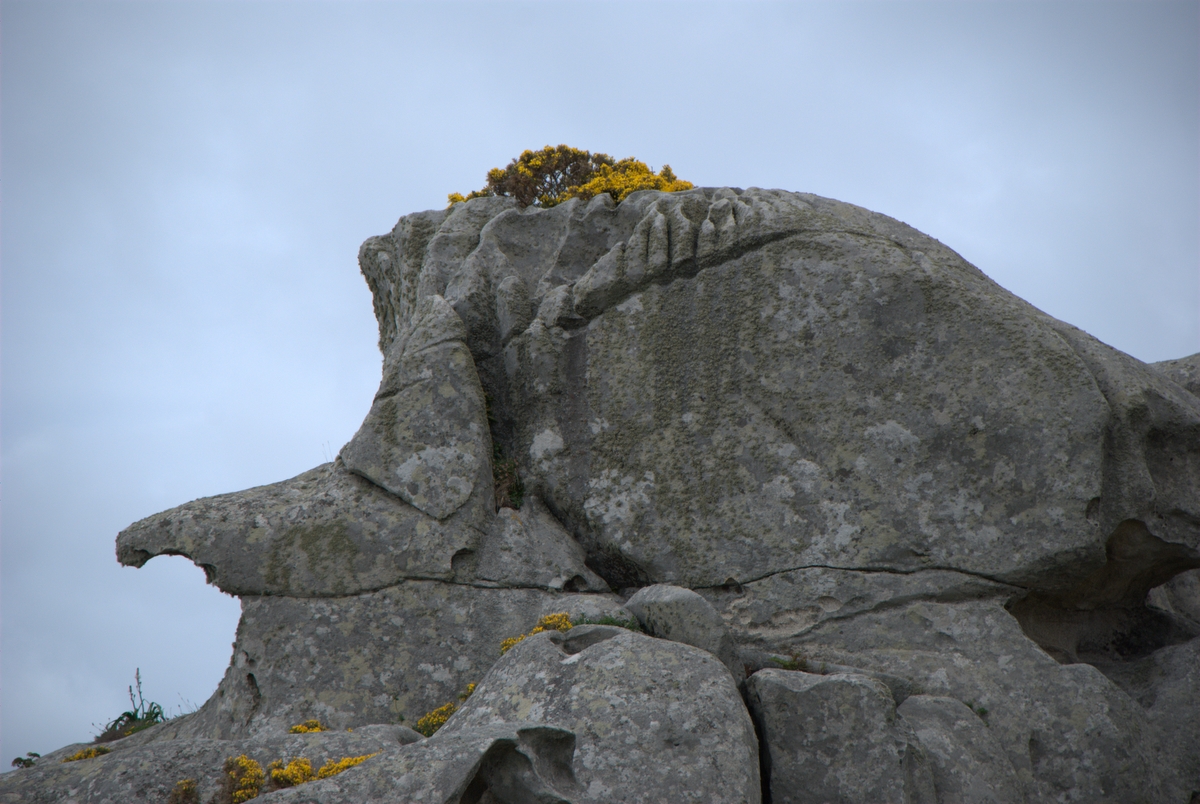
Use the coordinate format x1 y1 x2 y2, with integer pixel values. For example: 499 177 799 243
1007 520 1200 664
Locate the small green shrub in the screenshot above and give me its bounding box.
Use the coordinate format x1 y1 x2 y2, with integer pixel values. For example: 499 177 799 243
94 669 165 743
10 752 39 769
965 700 990 721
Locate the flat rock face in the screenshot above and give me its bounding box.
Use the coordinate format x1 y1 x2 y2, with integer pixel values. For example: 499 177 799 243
9 187 1192 802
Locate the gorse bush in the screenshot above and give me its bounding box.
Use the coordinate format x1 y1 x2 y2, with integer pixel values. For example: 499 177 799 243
449 145 693 209
167 778 200 804
414 682 476 737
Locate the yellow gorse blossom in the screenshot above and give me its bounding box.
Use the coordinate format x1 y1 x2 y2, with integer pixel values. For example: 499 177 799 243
499 612 574 655
287 719 327 734
449 146 692 209
316 753 378 779
62 746 111 763
267 757 315 787
223 755 265 804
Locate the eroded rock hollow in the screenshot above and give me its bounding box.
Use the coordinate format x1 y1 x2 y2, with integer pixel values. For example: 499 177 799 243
7 188 1199 804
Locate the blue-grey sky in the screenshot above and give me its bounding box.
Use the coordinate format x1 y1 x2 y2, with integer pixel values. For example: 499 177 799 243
2 0 1197 764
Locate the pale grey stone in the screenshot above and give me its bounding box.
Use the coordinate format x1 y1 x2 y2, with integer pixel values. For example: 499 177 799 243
1094 636 1200 800
476 495 608 592
1150 568 1200 626
104 187 1200 800
445 627 761 804
116 460 477 597
160 583 612 740
260 723 580 804
788 600 1183 804
698 566 1019 647
744 668 935 804
624 583 738 673
340 294 492 522
1151 352 1200 398
534 592 633 624
897 695 1024 804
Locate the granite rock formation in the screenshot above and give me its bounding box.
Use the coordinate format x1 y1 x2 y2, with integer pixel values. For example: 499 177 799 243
5 187 1199 803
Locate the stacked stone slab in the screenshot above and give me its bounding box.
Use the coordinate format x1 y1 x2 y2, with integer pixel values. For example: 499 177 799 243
6 187 1198 803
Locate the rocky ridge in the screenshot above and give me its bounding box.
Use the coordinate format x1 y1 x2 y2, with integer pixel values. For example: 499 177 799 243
4 187 1198 803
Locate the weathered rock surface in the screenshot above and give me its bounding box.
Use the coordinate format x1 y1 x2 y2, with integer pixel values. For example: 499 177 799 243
624 583 740 673
896 695 1024 804
261 723 580 804
340 295 492 522
0 725 417 804
445 626 761 803
781 600 1188 803
745 668 935 804
1153 352 1200 398
168 583 626 740
9 187 1199 802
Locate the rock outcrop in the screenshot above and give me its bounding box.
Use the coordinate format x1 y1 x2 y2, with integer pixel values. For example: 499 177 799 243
7 187 1199 803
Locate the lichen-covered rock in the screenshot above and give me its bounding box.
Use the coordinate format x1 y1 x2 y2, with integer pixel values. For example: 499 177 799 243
340 294 492 523
624 583 739 673
1152 352 1200 398
166 583 604 739
896 695 1024 804
784 600 1186 803
477 495 608 592
116 459 478 597
744 668 935 804
0 725 415 804
259 723 580 804
1095 635 1200 799
445 626 761 804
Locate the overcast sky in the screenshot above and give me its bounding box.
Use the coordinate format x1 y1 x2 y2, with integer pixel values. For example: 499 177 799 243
2 0 1197 764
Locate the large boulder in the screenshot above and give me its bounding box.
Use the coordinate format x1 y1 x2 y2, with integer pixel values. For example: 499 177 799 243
443 625 761 804
7 187 1192 801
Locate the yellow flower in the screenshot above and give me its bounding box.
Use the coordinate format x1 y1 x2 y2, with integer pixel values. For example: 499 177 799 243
415 702 458 737
268 757 314 787
62 746 110 763
315 753 378 779
223 755 265 804
288 719 327 734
